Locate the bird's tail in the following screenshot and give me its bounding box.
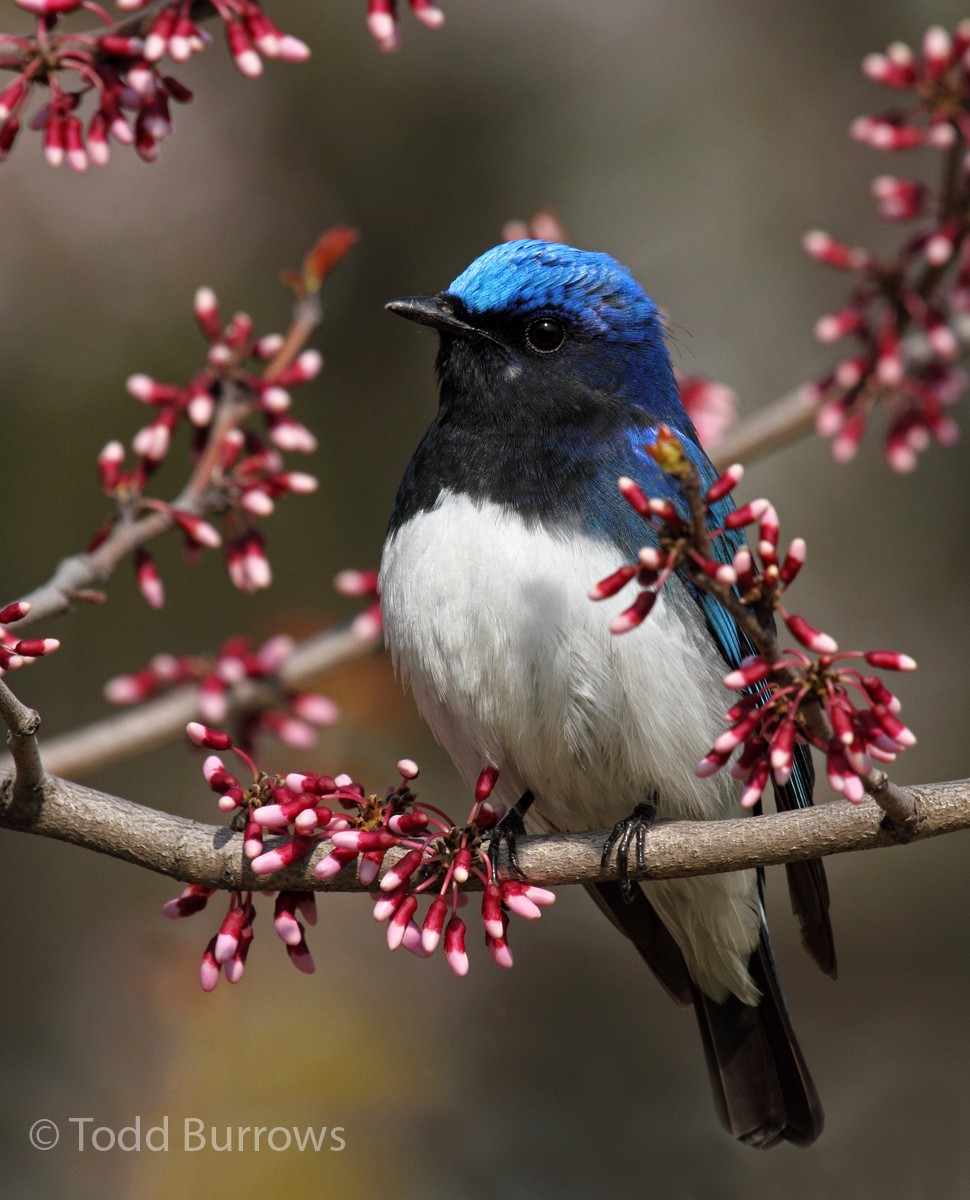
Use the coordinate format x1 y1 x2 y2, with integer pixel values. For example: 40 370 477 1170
689 927 822 1148
587 882 823 1148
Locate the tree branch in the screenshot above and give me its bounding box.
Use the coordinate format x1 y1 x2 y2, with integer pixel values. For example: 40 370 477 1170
0 618 382 780
1 767 966 892
0 678 44 816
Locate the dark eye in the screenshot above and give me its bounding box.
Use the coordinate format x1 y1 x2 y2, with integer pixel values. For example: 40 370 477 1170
525 317 566 354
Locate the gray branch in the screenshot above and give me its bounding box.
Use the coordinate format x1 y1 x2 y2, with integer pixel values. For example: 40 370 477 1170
1 767 966 893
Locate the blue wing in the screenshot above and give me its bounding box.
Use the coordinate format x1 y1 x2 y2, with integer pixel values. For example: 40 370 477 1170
600 424 835 977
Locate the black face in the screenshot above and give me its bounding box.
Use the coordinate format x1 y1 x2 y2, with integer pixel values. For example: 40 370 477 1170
386 293 659 535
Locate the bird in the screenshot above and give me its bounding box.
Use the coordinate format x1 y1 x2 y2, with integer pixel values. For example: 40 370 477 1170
379 239 835 1148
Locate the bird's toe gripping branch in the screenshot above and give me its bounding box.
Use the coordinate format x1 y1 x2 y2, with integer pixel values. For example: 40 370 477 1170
601 801 658 901
486 789 535 879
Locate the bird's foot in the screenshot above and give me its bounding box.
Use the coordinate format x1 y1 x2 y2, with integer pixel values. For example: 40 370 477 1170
487 790 534 879
601 802 657 902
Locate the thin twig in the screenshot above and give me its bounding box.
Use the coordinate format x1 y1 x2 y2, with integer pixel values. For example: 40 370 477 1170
0 678 44 816
0 619 382 780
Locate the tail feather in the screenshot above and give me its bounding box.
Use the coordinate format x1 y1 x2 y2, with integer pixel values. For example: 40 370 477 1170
691 931 823 1148
590 883 823 1148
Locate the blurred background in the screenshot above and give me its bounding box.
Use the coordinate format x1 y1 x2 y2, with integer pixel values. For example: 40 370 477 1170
1 0 969 1196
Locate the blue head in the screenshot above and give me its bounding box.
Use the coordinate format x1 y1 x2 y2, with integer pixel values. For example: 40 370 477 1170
386 240 701 532
388 240 685 430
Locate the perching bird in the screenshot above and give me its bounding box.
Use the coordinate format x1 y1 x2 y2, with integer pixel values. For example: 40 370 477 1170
379 239 834 1148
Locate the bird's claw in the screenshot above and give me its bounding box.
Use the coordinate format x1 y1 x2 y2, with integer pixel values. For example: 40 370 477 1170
487 806 528 879
601 802 657 902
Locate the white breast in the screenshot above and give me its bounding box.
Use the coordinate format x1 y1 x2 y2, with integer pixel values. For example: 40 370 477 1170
379 490 761 1004
379 491 737 828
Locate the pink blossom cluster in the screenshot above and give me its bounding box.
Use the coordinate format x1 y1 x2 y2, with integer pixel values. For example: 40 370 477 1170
104 634 339 753
699 647 917 809
94 285 323 604
803 21 970 471
0 601 59 674
592 426 917 806
165 725 555 989
366 0 444 53
0 0 308 168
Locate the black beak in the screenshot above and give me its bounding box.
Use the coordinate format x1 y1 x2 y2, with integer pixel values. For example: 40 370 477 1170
385 293 484 338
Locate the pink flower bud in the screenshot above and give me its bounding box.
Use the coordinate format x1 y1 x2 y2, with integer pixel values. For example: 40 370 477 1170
501 881 555 919
861 47 916 89
213 904 246 963
802 230 870 270
410 0 445 28
274 349 323 388
162 883 214 919
396 757 420 779
783 613 838 655
769 719 797 786
589 564 637 600
135 549 165 609
487 926 514 970
367 0 399 51
200 937 221 991
267 414 318 454
705 463 744 504
422 895 449 953
144 4 177 60
0 77 28 123
193 286 221 341
251 835 316 876
926 221 958 266
312 846 357 881
332 829 399 853
814 308 864 342
870 176 925 221
739 758 770 809
482 881 504 940
226 20 263 77
609 588 658 634
387 894 419 950
864 650 916 672
450 846 471 884
15 0 84 13
779 538 807 585
475 763 500 802
922 26 952 79
186 721 233 750
273 894 303 946
286 932 315 974
388 811 429 836
171 510 221 549
334 568 380 597
723 498 769 530
97 440 125 492
277 34 311 61
444 916 469 976
380 846 426 891
871 706 917 747
723 657 774 689
0 601 29 624
617 475 650 516
696 747 732 778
